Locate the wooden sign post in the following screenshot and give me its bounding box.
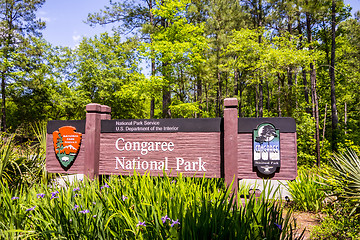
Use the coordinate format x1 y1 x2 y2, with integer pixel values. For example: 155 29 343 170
223 98 238 192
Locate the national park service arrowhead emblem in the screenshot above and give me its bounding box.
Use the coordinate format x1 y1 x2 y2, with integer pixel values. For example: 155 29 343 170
53 126 82 171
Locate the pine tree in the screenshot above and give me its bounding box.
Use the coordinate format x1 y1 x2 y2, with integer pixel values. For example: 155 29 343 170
0 0 45 131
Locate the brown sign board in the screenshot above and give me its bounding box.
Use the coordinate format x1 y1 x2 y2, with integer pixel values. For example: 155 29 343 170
46 118 222 178
99 118 222 177
46 100 298 192
236 118 297 180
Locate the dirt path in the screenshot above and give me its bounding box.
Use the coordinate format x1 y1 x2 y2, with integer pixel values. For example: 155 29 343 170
292 211 323 239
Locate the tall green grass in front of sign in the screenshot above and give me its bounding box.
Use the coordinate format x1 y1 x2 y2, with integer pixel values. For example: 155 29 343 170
0 173 304 239
286 167 326 212
0 122 52 190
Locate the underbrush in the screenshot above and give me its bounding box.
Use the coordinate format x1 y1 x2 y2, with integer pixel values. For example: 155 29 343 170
286 167 327 212
311 149 360 239
287 149 360 239
311 202 360 240
0 174 304 239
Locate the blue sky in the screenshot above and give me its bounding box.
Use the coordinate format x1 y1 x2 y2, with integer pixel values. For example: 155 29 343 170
38 0 115 48
38 0 360 48
346 0 360 15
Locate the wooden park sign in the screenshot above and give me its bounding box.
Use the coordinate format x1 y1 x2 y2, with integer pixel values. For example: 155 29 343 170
46 98 297 190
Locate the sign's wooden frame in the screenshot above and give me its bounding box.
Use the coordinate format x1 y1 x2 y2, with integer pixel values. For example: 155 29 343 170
46 98 297 192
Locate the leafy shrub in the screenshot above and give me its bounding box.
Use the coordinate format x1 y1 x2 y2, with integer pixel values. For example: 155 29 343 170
323 148 360 215
0 174 304 239
294 112 317 167
310 148 360 239
286 167 326 212
0 122 50 189
311 203 360 240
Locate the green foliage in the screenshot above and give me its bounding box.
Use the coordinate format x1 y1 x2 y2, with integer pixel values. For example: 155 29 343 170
0 134 16 185
0 0 46 131
0 123 50 189
75 33 148 119
150 0 208 67
286 167 326 212
226 28 314 82
310 148 360 239
0 174 304 239
294 112 317 166
30 121 54 184
337 139 360 157
169 100 201 118
311 203 360 240
7 40 85 128
322 148 360 215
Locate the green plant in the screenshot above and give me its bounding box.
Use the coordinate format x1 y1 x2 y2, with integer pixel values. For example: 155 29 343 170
0 123 52 189
0 134 16 184
311 203 360 240
286 167 326 212
324 148 360 215
0 174 304 239
294 112 317 167
30 121 53 184
309 148 360 239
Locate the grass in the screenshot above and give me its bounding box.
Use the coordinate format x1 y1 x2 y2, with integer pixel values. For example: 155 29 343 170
286 167 326 212
0 173 304 239
0 123 308 239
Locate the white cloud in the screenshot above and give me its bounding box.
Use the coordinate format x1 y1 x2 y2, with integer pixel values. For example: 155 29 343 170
40 17 52 23
72 35 81 42
37 10 52 23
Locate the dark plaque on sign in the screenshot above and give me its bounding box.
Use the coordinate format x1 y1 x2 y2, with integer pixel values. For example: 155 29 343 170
101 118 222 133
253 123 280 175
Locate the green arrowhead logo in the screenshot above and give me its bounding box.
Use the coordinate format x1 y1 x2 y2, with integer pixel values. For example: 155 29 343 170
53 126 82 171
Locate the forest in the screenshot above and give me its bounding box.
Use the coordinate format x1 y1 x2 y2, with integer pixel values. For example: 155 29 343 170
2 0 360 238
1 0 360 166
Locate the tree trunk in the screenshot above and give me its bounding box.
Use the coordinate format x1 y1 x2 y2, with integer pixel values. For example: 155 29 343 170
161 17 171 118
310 61 320 167
258 79 263 117
278 78 282 117
150 45 156 118
287 68 293 116
234 68 239 96
162 85 171 118
257 0 263 118
345 102 347 135
321 103 327 150
1 72 6 132
287 13 293 116
162 61 171 118
302 69 310 112
149 0 155 118
330 0 339 150
216 70 222 117
306 10 321 167
239 73 243 117
150 99 155 118
297 11 310 111
295 72 298 109
196 74 202 118
255 85 259 118
267 81 270 113
205 83 209 113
